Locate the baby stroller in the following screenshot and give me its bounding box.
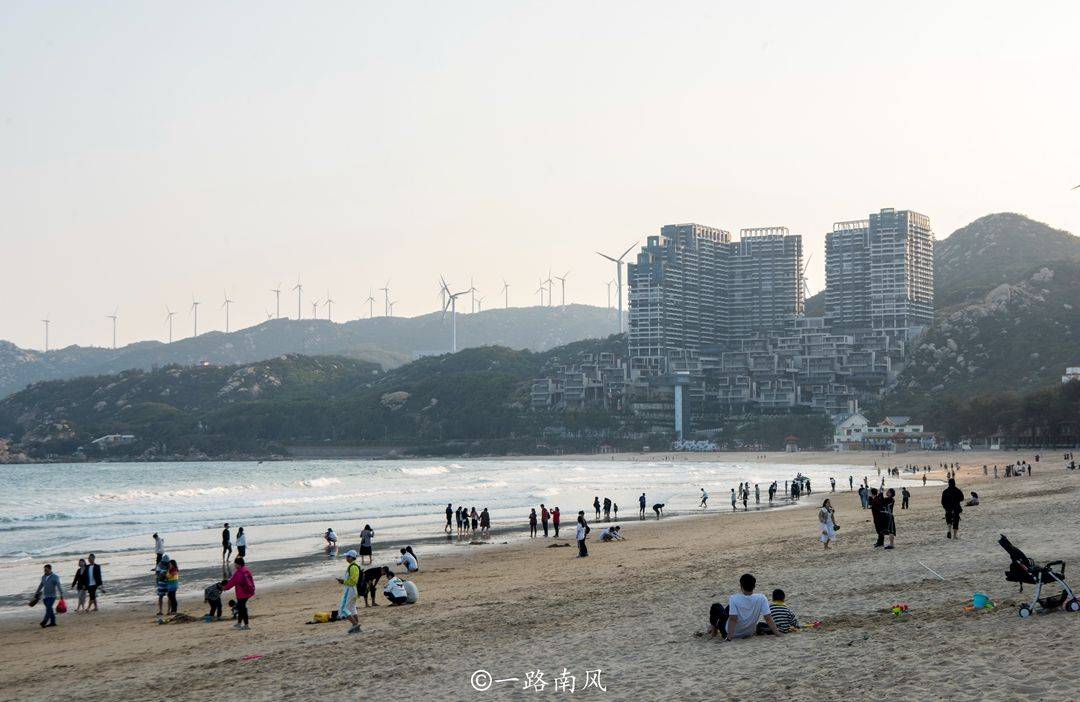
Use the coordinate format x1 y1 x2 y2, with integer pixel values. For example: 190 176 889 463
999 534 1080 618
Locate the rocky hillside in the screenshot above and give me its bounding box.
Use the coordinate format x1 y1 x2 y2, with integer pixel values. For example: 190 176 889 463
0 304 617 399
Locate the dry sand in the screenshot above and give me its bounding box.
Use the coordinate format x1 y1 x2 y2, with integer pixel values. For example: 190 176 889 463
2 450 1079 701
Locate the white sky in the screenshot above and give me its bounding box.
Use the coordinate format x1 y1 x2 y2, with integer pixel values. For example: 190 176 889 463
2 1 1079 349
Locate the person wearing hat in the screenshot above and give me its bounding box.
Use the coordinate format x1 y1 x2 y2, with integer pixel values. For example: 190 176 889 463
336 550 362 634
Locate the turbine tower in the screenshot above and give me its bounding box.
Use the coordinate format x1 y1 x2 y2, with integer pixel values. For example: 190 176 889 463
604 279 614 309
544 270 554 307
164 305 176 343
106 308 118 349
596 241 637 333
535 279 546 306
222 291 236 333
388 299 397 316
380 280 391 317
41 315 50 352
190 296 201 337
469 278 480 314
476 295 485 313
292 277 303 320
270 283 282 319
324 291 334 322
365 287 376 318
502 279 510 309
311 298 320 319
440 277 469 353
554 270 570 307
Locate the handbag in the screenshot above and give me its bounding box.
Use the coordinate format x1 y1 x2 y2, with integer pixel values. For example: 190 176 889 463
55 598 68 614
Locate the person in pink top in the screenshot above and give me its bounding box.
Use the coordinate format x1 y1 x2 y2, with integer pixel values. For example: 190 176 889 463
222 557 255 630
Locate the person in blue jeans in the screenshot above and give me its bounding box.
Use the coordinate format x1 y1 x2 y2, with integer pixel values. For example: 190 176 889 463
34 564 64 628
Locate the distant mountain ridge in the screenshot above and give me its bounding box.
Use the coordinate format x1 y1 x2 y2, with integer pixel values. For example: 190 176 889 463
0 305 617 399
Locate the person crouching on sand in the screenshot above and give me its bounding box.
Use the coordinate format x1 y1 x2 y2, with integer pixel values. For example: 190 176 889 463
396 546 419 572
222 557 255 630
383 570 408 606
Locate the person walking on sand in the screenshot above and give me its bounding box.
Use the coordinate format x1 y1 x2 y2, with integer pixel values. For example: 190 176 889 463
221 523 232 562
444 503 453 534
153 533 165 567
941 479 965 540
700 488 709 508
901 486 910 510
730 488 737 511
529 508 538 537
639 493 647 520
540 504 550 537
33 564 64 628
830 477 836 493
359 524 375 565
236 527 247 560
336 550 362 634
575 511 590 558
593 496 601 520
222 557 255 630
72 559 87 612
552 507 561 537
755 484 760 504
818 499 837 550
881 488 896 550
82 553 103 611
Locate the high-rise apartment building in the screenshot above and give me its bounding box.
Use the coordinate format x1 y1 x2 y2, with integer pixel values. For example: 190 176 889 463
627 223 803 372
825 208 933 338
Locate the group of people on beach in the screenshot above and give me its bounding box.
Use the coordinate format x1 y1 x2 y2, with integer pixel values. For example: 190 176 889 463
442 505 492 539
29 553 104 628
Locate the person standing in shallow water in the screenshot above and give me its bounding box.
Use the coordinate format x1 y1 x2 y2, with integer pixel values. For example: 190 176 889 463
593 496 601 520
639 493 647 520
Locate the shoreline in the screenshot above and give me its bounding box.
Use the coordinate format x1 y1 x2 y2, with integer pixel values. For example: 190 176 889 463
1 450 1074 700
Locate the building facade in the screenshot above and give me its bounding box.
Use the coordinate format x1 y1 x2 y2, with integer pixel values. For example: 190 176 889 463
825 208 934 340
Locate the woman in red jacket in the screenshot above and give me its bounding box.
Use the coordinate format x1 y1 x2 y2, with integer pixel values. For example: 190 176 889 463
222 557 255 630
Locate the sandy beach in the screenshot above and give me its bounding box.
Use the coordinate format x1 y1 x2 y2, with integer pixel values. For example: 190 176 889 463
2 450 1078 701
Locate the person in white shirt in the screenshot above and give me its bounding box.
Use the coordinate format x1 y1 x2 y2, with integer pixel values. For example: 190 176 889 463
153 533 165 567
396 546 419 572
383 571 408 605
700 488 709 508
236 527 248 559
708 573 783 640
575 511 590 558
600 526 625 542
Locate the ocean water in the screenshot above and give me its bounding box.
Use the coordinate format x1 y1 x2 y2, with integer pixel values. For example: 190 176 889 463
0 457 898 608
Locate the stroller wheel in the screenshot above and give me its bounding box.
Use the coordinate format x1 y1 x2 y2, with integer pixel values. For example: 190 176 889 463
1018 605 1033 619
1066 598 1080 613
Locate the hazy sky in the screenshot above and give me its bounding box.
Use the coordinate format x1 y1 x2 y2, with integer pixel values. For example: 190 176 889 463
3 1 1079 350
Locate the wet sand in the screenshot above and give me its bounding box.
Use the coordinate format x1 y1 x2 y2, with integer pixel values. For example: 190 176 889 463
2 450 1078 701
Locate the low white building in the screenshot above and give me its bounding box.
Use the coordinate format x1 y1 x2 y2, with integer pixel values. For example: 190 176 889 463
1063 367 1080 384
833 414 934 451
91 434 137 448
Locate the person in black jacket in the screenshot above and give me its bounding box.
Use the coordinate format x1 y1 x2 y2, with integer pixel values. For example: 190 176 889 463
80 553 104 611
941 479 965 540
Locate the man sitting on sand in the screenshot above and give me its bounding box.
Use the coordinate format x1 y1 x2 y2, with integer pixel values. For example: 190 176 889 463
708 573 784 640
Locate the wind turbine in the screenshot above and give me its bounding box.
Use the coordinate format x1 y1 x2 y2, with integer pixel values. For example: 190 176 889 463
365 287 376 318
388 299 397 316
438 280 447 312
554 270 570 307
440 277 469 353
292 277 303 320
596 241 637 333
604 279 614 309
106 308 118 349
535 279 546 306
311 298 320 319
502 279 510 309
190 296 201 337
270 283 282 319
324 291 334 322
164 305 176 343
380 280 391 317
468 277 478 313
544 269 555 307
265 309 274 320
222 291 235 333
41 315 50 352
476 295 485 313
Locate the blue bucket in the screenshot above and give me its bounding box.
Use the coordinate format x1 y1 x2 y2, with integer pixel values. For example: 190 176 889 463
973 593 989 608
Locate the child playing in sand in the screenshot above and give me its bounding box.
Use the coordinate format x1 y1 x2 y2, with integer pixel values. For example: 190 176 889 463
769 589 799 633
204 580 224 621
